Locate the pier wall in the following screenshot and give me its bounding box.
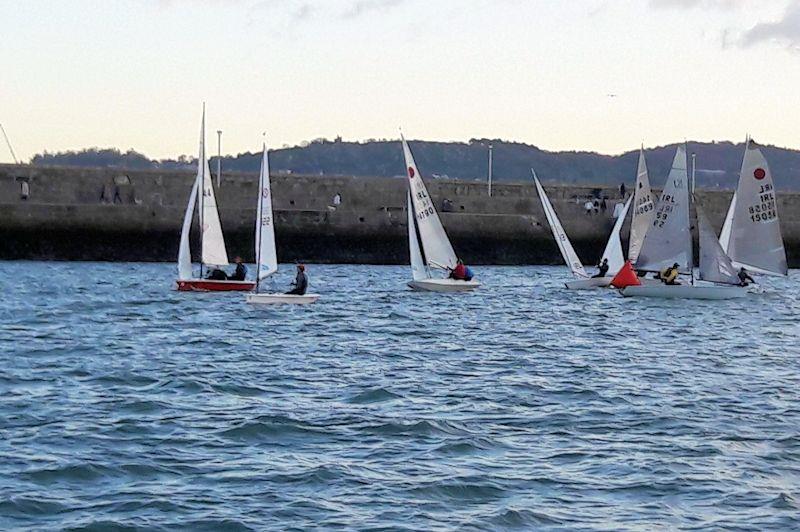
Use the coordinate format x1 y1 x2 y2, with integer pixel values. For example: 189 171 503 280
1 164 799 266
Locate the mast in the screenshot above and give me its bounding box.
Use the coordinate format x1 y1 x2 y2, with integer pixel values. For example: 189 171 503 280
487 143 493 197
254 140 265 292
199 103 206 280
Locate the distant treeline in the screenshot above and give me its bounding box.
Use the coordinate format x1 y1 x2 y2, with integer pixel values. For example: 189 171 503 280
29 138 800 190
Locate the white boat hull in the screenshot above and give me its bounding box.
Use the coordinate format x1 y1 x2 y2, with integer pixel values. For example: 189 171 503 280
246 293 320 305
565 277 611 290
408 279 480 292
620 284 747 300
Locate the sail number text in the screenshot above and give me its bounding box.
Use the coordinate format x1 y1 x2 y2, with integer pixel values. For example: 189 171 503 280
748 184 776 223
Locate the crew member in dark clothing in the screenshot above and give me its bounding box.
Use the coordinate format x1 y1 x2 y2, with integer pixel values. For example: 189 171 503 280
286 264 308 295
228 256 247 281
738 267 755 286
207 268 227 280
592 258 609 278
659 263 680 285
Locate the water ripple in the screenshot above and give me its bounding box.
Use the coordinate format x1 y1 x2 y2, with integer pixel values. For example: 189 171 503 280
0 262 798 530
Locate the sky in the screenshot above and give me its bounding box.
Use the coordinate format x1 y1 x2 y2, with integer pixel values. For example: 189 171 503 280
1 0 799 163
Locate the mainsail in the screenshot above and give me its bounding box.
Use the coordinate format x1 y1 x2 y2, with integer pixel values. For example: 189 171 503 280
725 140 787 276
628 147 655 263
601 195 632 276
401 136 458 271
407 192 428 281
198 110 229 267
533 172 588 278
255 144 278 282
635 145 692 273
697 205 739 285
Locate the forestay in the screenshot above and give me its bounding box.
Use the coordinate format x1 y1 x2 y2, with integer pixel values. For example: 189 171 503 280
255 144 278 282
407 192 428 281
725 140 787 276
601 195 632 276
401 136 458 271
635 145 692 273
628 147 655 263
533 172 588 278
697 205 739 285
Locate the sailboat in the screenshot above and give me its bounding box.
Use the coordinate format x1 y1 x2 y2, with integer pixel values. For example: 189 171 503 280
246 144 319 305
532 172 631 289
402 136 479 292
621 145 746 299
176 106 255 292
719 139 787 277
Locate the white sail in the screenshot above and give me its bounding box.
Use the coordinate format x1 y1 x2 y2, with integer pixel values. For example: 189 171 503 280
198 109 229 267
697 205 739 285
177 171 200 280
601 195 632 276
407 192 429 281
726 140 787 276
401 136 458 271
533 172 588 278
719 190 736 252
255 144 278 282
628 147 656 262
635 145 692 273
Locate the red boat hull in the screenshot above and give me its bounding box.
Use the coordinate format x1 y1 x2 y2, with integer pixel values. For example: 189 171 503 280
176 279 256 292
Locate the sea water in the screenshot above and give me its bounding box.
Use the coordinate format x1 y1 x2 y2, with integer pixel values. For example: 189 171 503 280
1 262 798 530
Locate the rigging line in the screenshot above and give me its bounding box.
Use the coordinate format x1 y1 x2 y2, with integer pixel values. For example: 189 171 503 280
0 123 19 164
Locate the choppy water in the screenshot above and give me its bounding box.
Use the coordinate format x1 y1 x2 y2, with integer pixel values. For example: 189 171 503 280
1 262 799 530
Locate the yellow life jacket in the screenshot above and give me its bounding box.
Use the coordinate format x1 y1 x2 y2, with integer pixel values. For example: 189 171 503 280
664 267 679 283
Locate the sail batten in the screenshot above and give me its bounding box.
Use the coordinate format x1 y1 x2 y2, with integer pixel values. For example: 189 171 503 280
533 173 588 278
725 140 787 276
634 145 692 274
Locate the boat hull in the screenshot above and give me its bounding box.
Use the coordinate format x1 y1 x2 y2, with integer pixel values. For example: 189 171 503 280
408 279 480 292
176 279 256 292
620 284 747 300
565 277 610 290
246 293 320 305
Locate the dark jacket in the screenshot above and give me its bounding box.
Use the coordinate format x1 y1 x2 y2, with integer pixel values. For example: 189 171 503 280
229 263 247 281
294 271 308 295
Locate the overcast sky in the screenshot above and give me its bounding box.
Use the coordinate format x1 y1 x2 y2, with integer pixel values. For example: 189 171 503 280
1 0 799 162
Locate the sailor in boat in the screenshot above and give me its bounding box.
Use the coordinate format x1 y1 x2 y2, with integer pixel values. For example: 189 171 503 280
206 256 247 281
228 257 247 281
207 268 227 280
737 267 756 287
657 263 680 285
286 264 309 295
592 258 609 278
448 260 474 282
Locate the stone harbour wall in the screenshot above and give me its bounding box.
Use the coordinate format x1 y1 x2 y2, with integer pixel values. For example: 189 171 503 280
1 164 798 267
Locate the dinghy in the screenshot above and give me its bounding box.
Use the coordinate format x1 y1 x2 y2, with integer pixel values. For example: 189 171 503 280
246 143 319 305
402 136 479 292
176 106 255 292
622 147 747 300
720 139 787 277
532 172 631 290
